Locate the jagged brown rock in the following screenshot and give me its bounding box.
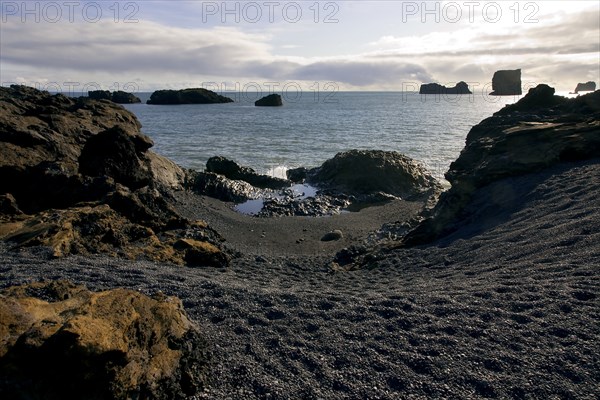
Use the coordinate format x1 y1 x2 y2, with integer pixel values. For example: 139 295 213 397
0 85 227 267
404 85 600 244
0 280 210 399
0 85 142 212
79 125 154 189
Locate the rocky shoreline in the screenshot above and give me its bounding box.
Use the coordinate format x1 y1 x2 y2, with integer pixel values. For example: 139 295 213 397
1 84 599 399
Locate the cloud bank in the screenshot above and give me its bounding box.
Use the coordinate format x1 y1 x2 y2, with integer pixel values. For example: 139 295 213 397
1 1 598 91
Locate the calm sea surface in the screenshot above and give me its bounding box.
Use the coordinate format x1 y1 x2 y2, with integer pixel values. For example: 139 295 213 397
122 91 522 180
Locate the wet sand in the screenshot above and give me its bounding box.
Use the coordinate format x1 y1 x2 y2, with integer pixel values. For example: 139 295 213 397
172 192 423 257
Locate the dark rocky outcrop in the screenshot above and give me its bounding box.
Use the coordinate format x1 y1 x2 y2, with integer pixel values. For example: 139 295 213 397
0 280 210 399
286 167 309 183
111 90 142 104
490 69 522 95
258 194 352 217
79 125 154 190
87 89 112 100
206 156 290 190
0 85 144 212
88 90 141 104
186 170 261 203
573 81 596 93
147 88 234 105
305 150 440 199
0 85 228 267
255 94 283 106
495 84 566 115
419 81 472 95
404 85 600 245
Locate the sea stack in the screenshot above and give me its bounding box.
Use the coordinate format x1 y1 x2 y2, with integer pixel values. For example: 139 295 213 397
490 69 522 95
255 94 283 107
573 81 596 93
419 81 472 95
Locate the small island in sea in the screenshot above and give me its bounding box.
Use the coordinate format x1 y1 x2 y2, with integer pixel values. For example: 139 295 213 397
489 69 522 95
572 81 596 93
419 81 472 95
147 88 234 104
88 89 141 104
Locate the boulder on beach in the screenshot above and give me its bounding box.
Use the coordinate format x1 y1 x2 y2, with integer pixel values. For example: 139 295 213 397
0 85 228 267
490 69 522 95
321 229 343 241
206 156 290 190
286 167 309 183
573 81 596 93
306 150 440 199
88 90 141 104
147 88 234 105
404 84 600 244
186 170 261 203
419 81 472 95
255 94 283 106
0 280 210 399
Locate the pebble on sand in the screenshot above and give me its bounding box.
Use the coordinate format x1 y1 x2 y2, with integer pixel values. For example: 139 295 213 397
321 230 343 242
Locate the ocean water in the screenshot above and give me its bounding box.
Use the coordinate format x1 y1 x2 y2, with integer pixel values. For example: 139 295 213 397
122 91 520 180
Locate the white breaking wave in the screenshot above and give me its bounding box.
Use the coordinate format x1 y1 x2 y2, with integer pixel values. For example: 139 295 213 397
266 165 289 180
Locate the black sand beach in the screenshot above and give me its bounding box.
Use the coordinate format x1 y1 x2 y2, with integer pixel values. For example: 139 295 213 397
1 85 599 399
2 158 599 399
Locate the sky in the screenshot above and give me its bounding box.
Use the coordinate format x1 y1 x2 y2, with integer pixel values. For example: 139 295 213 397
0 1 599 93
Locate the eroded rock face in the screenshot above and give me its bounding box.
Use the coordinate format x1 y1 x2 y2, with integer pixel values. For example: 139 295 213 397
306 150 440 199
79 125 154 190
404 85 600 244
0 280 210 400
147 88 234 105
0 85 227 267
255 94 283 106
490 69 522 95
0 85 143 212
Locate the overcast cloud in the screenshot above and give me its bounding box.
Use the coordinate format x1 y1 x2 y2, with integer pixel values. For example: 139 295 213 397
0 1 598 91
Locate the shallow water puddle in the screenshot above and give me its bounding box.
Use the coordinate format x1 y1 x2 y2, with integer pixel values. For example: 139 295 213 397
234 199 264 215
234 184 318 215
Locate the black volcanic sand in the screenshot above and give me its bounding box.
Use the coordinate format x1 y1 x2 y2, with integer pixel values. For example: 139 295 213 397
2 159 599 399
172 193 423 257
